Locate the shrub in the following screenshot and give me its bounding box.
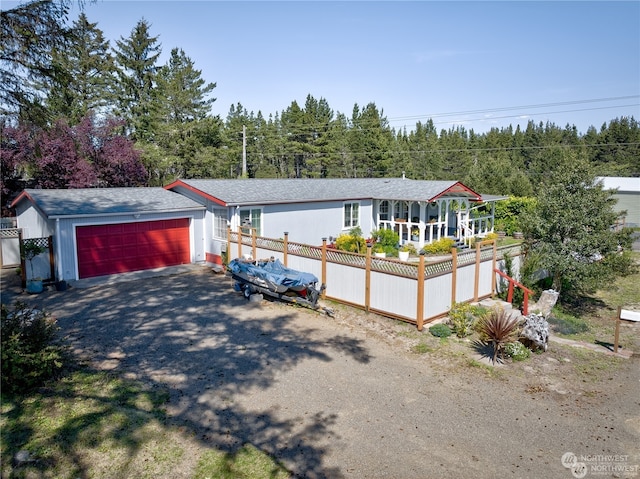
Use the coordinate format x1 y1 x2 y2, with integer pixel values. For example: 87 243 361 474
422 238 455 255
429 323 452 338
504 341 531 361
477 308 521 364
370 228 400 256
447 302 488 338
1 301 65 394
485 232 498 241
335 227 366 254
370 228 399 248
493 196 536 235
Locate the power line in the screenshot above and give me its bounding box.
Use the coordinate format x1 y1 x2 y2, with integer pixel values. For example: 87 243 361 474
385 95 640 122
241 142 640 158
394 104 640 130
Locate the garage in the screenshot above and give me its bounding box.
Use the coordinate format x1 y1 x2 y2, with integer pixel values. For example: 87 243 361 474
11 187 206 282
76 219 191 278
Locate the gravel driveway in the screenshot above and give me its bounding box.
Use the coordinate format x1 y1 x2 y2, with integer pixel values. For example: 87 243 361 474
3 266 639 479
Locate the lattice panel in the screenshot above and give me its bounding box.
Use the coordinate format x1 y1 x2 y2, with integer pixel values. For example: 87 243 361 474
0 229 20 238
23 237 49 249
325 249 366 268
425 259 454 277
480 247 496 262
256 237 284 252
370 258 419 278
457 250 477 266
497 245 521 259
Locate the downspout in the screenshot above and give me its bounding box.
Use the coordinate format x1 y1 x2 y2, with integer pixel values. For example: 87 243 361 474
55 218 62 281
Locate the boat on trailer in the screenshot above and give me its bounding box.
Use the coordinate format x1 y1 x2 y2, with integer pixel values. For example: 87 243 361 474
227 257 334 316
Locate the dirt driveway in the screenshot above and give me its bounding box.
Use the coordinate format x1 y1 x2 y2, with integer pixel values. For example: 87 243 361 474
3 266 639 479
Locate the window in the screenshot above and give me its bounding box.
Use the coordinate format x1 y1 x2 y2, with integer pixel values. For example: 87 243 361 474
213 208 228 238
343 202 360 228
379 201 389 221
239 208 262 235
394 201 408 220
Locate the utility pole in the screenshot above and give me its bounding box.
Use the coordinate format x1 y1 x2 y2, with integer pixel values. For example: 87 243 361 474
242 125 247 177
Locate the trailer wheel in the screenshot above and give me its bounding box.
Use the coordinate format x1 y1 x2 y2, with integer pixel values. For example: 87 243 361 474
249 293 263 303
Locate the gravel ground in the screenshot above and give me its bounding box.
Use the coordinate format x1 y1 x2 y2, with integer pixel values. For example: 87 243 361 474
2 266 639 479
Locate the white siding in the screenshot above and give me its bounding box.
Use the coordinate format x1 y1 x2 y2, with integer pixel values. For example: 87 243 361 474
15 203 54 239
263 200 374 245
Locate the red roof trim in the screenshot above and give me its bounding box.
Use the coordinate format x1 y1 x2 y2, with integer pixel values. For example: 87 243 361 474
9 190 35 209
429 182 482 202
164 180 227 207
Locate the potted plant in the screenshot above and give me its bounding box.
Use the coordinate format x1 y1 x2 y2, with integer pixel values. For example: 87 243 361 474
398 243 415 261
411 227 420 241
22 241 46 293
372 243 386 258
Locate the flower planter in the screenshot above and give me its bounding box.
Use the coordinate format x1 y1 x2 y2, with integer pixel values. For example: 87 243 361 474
513 232 524 239
398 251 410 261
374 252 386 258
26 279 43 294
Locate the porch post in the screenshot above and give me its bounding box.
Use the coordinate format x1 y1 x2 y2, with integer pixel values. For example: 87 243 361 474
418 202 426 248
490 202 496 232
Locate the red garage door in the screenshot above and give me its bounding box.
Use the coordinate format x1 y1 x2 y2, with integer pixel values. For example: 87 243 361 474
76 219 190 278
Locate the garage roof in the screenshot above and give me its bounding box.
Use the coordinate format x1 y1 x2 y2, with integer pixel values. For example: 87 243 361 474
166 178 483 206
11 187 205 219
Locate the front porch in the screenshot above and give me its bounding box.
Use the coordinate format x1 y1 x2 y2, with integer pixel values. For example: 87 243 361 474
375 197 497 249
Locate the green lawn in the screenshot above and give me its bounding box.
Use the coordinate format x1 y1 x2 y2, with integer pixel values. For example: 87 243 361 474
1 369 290 479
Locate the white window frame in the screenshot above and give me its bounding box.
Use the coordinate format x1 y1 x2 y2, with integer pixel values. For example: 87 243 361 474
343 201 360 229
239 207 262 235
213 208 228 239
379 200 389 221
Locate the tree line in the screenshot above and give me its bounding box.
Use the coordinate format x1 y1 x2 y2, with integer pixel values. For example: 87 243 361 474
1 2 639 209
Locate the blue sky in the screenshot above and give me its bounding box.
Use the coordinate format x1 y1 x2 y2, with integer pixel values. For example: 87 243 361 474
9 1 640 133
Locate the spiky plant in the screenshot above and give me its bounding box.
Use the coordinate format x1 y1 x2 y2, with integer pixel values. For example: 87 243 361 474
478 307 521 364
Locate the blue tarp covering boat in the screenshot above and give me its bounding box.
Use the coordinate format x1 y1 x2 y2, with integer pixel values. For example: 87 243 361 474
228 258 318 290
227 258 333 316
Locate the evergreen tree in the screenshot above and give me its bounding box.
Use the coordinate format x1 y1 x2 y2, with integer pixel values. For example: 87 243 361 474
522 152 632 296
44 13 115 124
112 18 162 141
156 47 216 123
0 0 70 125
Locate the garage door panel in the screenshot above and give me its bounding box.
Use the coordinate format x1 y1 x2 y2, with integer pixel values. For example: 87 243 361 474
76 219 190 278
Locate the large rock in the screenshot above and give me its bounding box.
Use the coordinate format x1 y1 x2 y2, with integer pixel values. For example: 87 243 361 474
529 289 559 318
520 313 550 351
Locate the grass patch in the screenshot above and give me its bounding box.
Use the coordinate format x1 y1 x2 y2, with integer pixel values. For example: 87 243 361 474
411 342 433 354
548 308 590 336
1 367 290 479
195 444 290 479
466 359 503 378
564 347 625 382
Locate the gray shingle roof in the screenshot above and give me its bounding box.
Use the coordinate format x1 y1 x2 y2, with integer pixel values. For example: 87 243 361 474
17 187 205 218
175 178 479 205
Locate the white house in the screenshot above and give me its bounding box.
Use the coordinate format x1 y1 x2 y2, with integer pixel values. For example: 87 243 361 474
165 177 504 266
11 178 504 281
596 176 640 227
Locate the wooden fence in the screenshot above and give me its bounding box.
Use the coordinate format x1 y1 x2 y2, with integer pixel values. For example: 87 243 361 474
227 228 522 330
